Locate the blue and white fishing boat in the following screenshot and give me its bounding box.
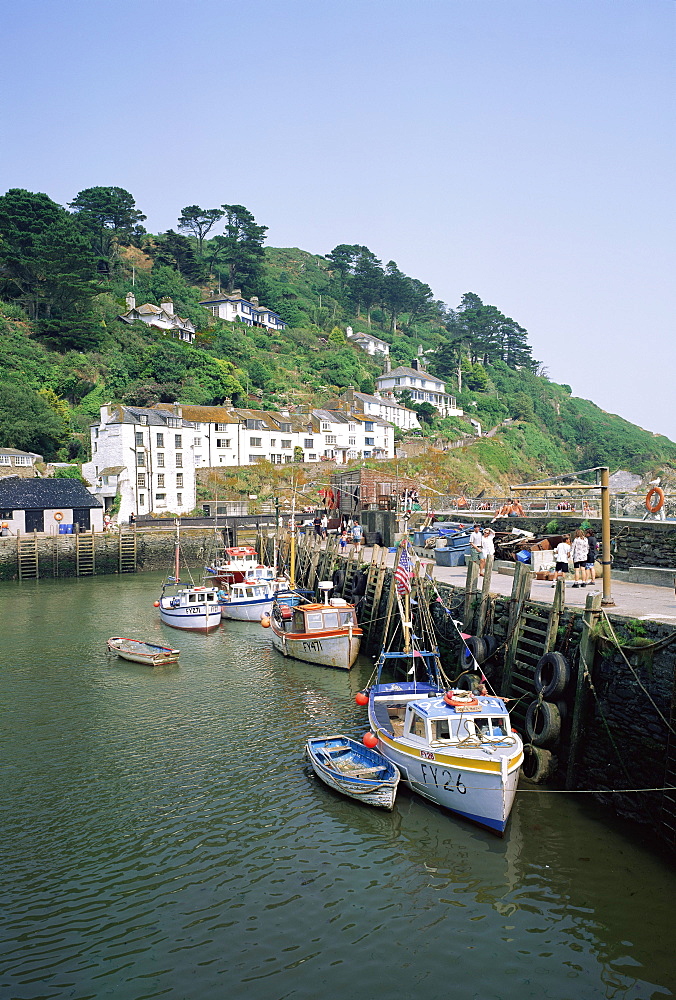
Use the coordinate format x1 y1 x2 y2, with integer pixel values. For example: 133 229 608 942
305 735 400 810
219 579 278 622
157 521 222 632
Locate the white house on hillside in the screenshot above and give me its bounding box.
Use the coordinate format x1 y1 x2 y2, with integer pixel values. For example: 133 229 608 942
199 290 286 332
83 404 198 521
336 387 421 432
376 358 462 418
346 328 390 356
118 293 196 343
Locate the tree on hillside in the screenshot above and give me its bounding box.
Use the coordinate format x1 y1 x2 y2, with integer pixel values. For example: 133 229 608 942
148 230 203 282
349 247 383 328
69 187 146 267
0 189 100 346
177 205 224 255
382 261 411 332
207 205 268 294
0 380 70 457
405 278 436 327
325 244 361 290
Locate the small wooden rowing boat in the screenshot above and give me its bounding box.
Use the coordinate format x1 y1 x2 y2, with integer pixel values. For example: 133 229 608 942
107 637 180 666
305 735 400 810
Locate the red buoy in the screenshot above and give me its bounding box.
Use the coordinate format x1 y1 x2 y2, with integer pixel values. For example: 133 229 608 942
153 601 160 607
355 691 369 705
362 732 378 748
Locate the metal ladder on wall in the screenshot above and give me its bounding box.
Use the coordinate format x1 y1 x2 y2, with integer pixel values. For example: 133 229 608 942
17 535 39 580
76 532 95 576
118 531 137 573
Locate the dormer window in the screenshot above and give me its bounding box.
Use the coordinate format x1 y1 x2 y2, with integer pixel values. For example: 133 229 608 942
140 415 148 425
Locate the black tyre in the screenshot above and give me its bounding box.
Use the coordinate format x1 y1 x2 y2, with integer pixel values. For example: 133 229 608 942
459 636 487 670
521 744 557 783
483 634 499 657
332 569 345 592
525 701 561 748
351 571 367 598
534 652 570 700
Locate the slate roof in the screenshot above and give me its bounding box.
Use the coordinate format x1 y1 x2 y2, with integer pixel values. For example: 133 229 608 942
0 477 102 510
377 366 446 385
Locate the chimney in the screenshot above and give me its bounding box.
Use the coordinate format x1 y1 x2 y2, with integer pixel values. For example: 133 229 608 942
411 358 420 371
161 299 174 316
383 356 391 374
250 296 259 306
126 291 136 311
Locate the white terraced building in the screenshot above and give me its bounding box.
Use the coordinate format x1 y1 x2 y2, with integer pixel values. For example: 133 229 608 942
376 358 463 418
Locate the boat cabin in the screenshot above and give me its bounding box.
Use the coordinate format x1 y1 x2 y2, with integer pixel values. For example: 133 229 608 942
275 599 358 634
167 587 220 608
227 581 272 601
374 691 510 745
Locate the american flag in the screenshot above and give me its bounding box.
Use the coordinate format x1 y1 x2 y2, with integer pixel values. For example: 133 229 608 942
394 545 413 596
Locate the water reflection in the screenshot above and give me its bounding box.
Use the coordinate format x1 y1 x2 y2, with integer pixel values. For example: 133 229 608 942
1 573 674 1000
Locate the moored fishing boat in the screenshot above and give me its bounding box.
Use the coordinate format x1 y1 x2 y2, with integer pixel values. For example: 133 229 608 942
359 538 523 834
157 521 222 632
107 637 180 666
205 546 271 586
219 578 278 622
305 734 400 810
265 582 362 670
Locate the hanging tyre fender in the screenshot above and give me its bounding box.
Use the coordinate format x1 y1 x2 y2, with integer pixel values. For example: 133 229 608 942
459 636 487 670
483 634 499 658
332 568 345 592
455 671 482 693
521 744 557 783
525 701 561 748
534 652 570 700
350 570 367 598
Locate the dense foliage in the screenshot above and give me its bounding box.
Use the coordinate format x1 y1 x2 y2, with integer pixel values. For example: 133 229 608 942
0 184 673 482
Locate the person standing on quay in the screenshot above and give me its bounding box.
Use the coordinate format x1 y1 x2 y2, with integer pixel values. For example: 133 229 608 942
480 527 495 576
470 524 483 563
552 534 571 587
570 528 589 588
585 529 598 584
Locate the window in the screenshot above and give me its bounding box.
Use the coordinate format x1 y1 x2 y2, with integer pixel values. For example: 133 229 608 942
176 473 183 487
194 437 201 447
177 493 182 505
156 493 166 500
409 712 426 739
284 455 292 463
304 439 314 449
394 378 401 385
137 473 146 487
365 437 374 446
363 451 371 458
135 432 144 446
14 455 31 466
280 422 291 433
167 417 181 428
270 439 276 447
136 452 145 467
246 419 263 431
281 439 292 449
216 438 231 448
325 435 336 445
216 423 229 432
250 437 262 447
0 455 11 465
0 509 13 518
176 453 183 468
156 432 164 447
175 434 182 449
93 442 97 453
321 422 331 431
139 494 145 505
309 453 316 460
365 421 374 431
349 437 356 446
157 453 165 468
157 474 165 487
349 423 356 431
140 414 148 425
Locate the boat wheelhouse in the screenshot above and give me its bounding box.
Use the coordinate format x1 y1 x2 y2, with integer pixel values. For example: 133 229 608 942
219 579 278 622
206 546 267 586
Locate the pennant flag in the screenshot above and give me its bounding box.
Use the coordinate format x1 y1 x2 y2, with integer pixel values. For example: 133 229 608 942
395 546 413 596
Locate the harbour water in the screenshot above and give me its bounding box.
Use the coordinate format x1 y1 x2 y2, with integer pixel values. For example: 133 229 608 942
1 571 674 1000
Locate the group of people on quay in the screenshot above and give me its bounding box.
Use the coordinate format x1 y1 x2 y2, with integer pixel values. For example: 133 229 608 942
469 524 496 576
551 528 598 588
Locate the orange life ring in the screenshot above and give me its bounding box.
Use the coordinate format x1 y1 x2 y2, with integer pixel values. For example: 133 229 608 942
443 691 479 709
645 487 665 513
54 511 63 522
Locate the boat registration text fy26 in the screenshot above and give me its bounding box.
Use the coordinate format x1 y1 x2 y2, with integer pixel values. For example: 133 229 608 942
419 763 467 794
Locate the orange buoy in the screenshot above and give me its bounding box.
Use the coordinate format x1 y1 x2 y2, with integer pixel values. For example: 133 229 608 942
645 487 665 513
355 691 369 705
153 601 160 607
362 732 378 748
260 614 271 628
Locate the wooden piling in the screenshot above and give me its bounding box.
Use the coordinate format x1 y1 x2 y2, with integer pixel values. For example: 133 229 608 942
566 591 602 789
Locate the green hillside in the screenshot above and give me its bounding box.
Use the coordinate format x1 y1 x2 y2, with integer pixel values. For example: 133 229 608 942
0 185 674 494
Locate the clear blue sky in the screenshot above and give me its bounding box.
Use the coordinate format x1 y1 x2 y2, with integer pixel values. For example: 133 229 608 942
3 0 675 443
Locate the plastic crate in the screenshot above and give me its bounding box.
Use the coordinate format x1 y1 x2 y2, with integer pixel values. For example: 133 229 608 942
435 549 466 567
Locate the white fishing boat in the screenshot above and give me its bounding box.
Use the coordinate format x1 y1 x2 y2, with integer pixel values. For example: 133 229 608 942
205 546 270 586
305 735 400 810
157 521 222 632
219 579 278 622
265 582 362 670
359 539 523 834
107 637 180 666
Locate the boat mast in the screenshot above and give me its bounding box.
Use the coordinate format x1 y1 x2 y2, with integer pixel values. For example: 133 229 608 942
289 490 296 589
174 518 180 583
